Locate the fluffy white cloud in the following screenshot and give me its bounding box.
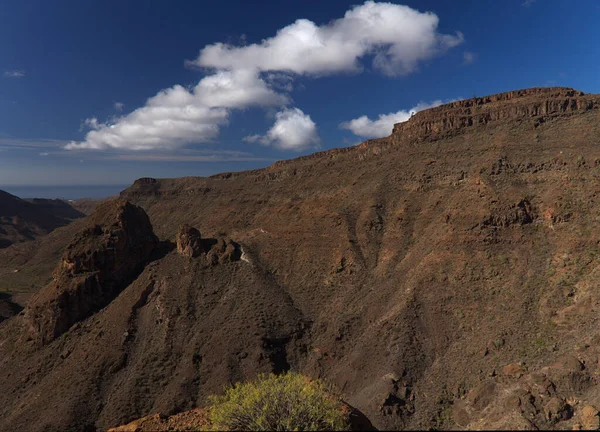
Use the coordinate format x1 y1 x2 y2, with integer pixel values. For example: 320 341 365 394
194 69 288 108
67 2 463 152
66 70 286 151
244 108 319 151
114 102 124 111
340 100 447 138
192 1 463 76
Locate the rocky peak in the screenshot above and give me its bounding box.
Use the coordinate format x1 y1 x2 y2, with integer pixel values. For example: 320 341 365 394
391 87 599 143
23 200 158 345
176 224 241 265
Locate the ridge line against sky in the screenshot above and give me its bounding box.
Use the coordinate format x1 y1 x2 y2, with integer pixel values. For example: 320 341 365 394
1 0 598 187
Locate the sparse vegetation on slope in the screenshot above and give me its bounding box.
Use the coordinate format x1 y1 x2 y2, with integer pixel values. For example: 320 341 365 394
207 372 350 431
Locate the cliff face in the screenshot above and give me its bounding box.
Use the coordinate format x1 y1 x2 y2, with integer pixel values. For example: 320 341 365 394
23 200 158 345
391 87 598 143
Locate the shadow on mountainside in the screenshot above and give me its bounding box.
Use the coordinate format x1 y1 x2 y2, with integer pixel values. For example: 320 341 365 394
0 292 23 323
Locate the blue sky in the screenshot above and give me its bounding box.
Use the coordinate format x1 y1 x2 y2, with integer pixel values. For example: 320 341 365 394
0 0 599 187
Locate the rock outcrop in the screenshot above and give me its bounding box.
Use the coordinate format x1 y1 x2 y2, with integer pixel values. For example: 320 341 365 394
107 408 210 432
391 87 598 143
176 224 241 264
176 224 204 257
23 200 158 345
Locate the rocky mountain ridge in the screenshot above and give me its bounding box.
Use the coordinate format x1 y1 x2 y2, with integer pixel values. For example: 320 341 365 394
391 87 598 143
3 87 600 430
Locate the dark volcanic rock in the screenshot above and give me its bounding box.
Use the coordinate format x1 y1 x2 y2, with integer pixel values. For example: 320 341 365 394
176 224 204 258
22 200 158 344
206 237 241 265
177 224 241 264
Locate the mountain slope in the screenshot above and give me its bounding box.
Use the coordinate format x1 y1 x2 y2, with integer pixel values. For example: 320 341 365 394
3 87 600 431
0 189 84 249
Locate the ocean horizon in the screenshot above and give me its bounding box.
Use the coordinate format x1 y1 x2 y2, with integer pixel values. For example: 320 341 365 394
0 184 130 200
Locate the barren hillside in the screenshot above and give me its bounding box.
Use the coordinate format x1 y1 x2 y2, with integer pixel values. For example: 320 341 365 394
0 190 84 249
3 87 600 430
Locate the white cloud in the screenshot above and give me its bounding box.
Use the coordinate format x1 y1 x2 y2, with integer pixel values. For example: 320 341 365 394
67 2 462 153
82 117 101 130
462 51 475 64
3 70 25 78
66 70 286 151
340 100 450 138
114 102 124 112
194 69 289 108
192 1 463 76
244 108 319 151
39 152 49 156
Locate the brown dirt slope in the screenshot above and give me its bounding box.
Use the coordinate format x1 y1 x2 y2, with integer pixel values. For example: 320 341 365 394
0 189 84 249
3 87 600 430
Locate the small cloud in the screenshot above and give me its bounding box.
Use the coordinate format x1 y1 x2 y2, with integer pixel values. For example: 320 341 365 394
340 100 455 139
79 117 101 132
3 70 25 78
244 107 320 151
462 51 475 65
522 0 535 7
39 152 49 156
114 102 124 112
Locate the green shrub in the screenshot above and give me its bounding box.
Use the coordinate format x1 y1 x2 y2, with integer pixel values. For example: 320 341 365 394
207 372 350 431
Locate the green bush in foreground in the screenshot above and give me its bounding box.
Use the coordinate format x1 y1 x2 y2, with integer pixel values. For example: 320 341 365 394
207 372 350 431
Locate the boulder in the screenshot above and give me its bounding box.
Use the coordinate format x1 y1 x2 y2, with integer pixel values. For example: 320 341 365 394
581 405 599 430
544 397 572 424
503 363 524 378
176 224 204 258
206 237 240 265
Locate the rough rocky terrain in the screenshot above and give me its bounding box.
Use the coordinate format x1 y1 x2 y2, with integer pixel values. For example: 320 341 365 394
3 87 600 430
0 191 86 322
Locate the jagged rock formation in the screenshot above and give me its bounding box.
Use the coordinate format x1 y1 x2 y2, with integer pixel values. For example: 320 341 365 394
22 200 158 345
176 224 241 264
3 87 600 431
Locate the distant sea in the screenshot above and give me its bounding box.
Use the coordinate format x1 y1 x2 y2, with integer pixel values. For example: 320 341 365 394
1 184 130 200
